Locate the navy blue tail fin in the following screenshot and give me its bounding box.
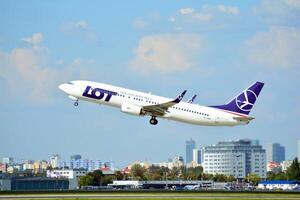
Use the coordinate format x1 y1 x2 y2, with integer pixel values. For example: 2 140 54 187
210 82 264 115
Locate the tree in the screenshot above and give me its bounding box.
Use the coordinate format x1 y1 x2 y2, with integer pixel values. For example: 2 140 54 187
274 172 288 180
194 166 203 180
167 167 180 180
130 164 146 180
145 166 165 180
213 174 227 182
101 175 114 186
79 175 93 187
80 170 104 186
184 166 203 180
286 157 300 181
114 171 124 180
267 171 277 180
90 170 104 186
202 173 214 180
23 169 34 177
246 173 261 185
226 175 236 182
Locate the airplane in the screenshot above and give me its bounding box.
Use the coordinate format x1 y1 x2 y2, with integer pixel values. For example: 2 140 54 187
58 81 264 126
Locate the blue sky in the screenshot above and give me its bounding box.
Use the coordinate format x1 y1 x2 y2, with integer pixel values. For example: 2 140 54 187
1 0 300 168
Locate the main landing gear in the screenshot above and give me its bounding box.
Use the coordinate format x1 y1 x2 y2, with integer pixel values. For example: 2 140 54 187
150 116 158 125
74 100 79 106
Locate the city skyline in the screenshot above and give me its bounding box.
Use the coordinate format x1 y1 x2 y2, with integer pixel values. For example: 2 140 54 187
0 138 296 182
1 138 296 169
0 138 299 168
1 0 300 167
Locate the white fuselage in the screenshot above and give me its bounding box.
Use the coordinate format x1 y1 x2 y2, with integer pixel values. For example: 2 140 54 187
59 80 249 126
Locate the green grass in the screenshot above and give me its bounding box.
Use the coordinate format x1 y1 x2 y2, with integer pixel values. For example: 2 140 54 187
1 191 300 200
19 198 298 200
12 198 300 200
1 190 300 194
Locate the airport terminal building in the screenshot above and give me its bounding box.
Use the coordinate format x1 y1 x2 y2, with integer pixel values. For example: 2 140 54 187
0 177 69 191
202 139 266 179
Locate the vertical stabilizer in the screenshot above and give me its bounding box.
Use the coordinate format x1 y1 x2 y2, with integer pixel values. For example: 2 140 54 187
210 82 264 115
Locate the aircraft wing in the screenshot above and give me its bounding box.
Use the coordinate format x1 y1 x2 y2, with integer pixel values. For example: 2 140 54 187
142 90 187 116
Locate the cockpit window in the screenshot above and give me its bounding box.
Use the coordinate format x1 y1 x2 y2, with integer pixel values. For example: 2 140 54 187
68 81 74 85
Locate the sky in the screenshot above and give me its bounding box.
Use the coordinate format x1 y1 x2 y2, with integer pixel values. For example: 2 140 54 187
0 0 300 168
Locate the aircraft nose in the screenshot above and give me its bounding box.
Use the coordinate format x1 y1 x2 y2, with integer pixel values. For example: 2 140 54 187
58 83 71 94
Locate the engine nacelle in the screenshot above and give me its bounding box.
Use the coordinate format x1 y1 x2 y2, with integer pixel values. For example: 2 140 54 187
121 103 145 116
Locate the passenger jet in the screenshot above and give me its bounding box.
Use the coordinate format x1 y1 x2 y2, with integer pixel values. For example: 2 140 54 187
58 81 264 126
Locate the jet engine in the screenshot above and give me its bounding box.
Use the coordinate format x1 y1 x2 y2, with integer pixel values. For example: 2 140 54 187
121 103 146 116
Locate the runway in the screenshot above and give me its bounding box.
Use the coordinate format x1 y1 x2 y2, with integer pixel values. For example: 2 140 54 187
1 193 300 200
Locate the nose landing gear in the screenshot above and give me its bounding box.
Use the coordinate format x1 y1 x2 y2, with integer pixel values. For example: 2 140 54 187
74 100 79 106
150 116 158 125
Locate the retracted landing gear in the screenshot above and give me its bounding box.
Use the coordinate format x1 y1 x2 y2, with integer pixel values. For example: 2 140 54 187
74 100 79 107
150 116 158 125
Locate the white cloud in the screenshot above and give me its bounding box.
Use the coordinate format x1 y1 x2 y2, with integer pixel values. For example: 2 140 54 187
61 20 98 42
132 12 161 30
75 20 88 29
246 26 300 69
257 0 300 25
56 59 64 65
132 18 147 29
130 33 202 74
193 13 214 22
0 33 90 104
179 8 194 15
284 0 300 10
175 4 239 24
177 8 213 23
217 5 240 15
21 33 44 47
169 16 176 23
148 12 161 21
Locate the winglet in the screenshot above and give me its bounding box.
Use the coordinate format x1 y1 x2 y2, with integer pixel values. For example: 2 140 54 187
187 95 197 103
173 90 187 103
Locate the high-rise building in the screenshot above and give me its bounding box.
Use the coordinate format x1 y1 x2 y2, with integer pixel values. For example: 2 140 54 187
70 154 82 161
2 157 14 165
172 155 184 168
152 156 184 169
267 143 285 163
69 159 102 171
192 148 202 165
0 163 7 173
186 138 196 164
50 154 61 168
202 139 266 179
22 160 34 170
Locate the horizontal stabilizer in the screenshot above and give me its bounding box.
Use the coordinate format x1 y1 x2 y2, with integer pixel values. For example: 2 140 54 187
187 95 197 103
233 116 255 122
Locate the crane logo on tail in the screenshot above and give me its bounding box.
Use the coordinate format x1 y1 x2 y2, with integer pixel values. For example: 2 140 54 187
235 90 257 112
